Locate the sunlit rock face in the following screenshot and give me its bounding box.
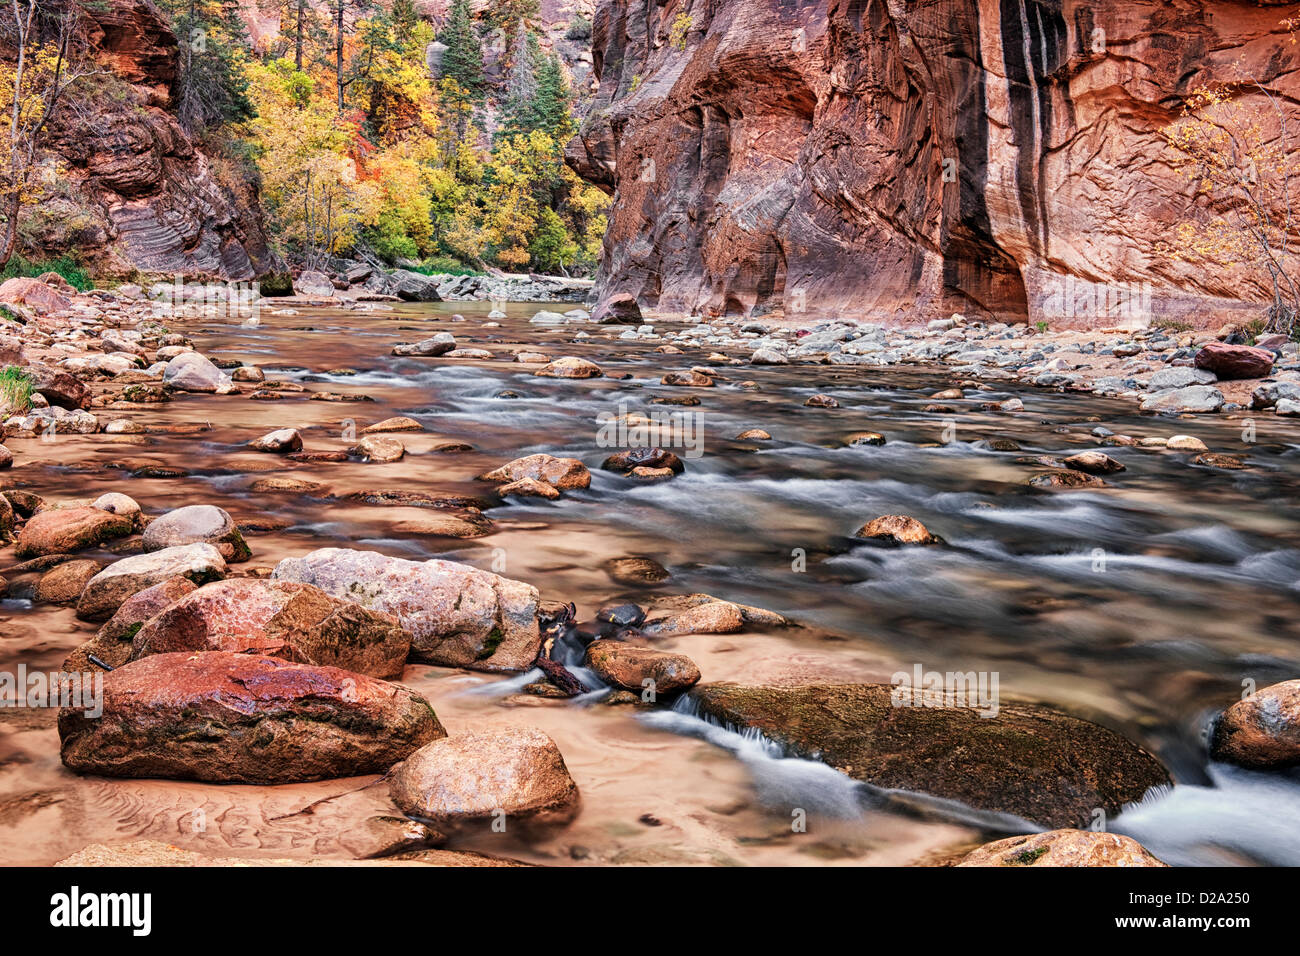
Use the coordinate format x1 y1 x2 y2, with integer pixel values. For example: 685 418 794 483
45 0 275 280
569 0 1300 328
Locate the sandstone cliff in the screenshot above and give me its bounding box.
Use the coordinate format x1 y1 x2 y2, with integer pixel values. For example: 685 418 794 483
44 0 274 280
568 0 1300 328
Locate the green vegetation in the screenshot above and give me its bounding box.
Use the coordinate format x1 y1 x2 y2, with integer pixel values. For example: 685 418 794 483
0 254 91 290
0 366 33 413
565 15 592 41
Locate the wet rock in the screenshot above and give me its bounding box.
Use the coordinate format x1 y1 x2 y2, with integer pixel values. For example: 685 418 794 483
1250 381 1300 409
14 506 136 558
0 443 10 468
591 292 641 324
497 476 560 500
350 435 405 463
142 505 251 562
751 348 788 364
804 394 839 408
958 830 1167 867
601 447 685 475
1192 453 1246 470
388 728 580 835
363 416 424 434
736 428 771 440
91 493 142 529
131 579 412 679
250 477 329 494
59 652 443 783
1139 385 1225 414
605 556 670 586
272 548 541 672
231 365 264 383
34 559 101 604
995 397 1025 412
249 428 303 453
63 576 198 673
1212 680 1300 769
535 356 603 378
1277 398 1300 416
1194 342 1274 380
854 515 935 545
642 600 744 636
1166 434 1208 452
596 603 646 628
479 453 591 491
662 370 714 387
652 592 788 628
392 333 455 357
985 438 1021 451
1063 451 1125 475
845 431 886 446
514 351 549 364
390 515 494 538
163 352 232 393
585 640 701 694
444 348 494 360
77 544 226 621
690 683 1170 829
1028 470 1107 489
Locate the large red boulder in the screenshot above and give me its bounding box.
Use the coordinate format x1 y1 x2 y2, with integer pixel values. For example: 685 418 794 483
0 277 71 312
59 651 444 783
1193 342 1275 380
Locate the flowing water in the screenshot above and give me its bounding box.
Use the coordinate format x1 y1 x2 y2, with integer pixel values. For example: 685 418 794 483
3 300 1300 866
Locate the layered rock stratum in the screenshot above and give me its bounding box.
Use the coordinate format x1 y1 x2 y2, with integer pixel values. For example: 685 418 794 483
568 0 1300 328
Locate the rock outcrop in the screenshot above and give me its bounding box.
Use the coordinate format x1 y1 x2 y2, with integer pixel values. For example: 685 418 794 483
43 0 275 280
569 0 1300 328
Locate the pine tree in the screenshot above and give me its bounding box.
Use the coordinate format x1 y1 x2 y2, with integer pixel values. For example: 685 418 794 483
391 0 417 45
500 21 538 136
438 0 483 97
531 52 573 140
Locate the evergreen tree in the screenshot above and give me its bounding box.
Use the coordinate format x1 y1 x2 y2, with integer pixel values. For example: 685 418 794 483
163 0 255 136
499 21 538 136
391 0 418 45
530 52 573 140
438 0 483 97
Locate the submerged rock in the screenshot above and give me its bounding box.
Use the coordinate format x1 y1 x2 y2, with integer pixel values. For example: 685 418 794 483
387 728 580 835
689 683 1170 828
854 514 935 545
59 652 443 783
958 830 1167 867
1063 451 1125 475
272 548 541 672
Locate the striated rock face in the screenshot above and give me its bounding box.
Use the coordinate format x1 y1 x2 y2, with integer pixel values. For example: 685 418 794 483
570 0 1300 328
44 0 274 279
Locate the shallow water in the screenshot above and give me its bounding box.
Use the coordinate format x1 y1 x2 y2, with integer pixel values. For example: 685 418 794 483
2 300 1299 866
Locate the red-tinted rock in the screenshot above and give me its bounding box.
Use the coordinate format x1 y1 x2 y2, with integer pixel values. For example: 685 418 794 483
1194 342 1274 380
0 277 70 312
58 651 444 783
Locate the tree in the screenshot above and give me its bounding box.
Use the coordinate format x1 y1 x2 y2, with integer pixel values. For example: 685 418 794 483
437 0 482 97
1165 81 1300 335
0 0 93 267
161 0 255 136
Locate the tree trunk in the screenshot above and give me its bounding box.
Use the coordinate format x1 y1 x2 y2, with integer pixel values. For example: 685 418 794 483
335 0 344 112
295 0 305 70
0 193 21 269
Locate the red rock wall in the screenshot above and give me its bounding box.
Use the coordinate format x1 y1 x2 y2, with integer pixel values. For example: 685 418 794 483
48 0 275 280
568 0 1300 327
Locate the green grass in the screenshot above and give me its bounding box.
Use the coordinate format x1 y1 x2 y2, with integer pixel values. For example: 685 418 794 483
0 254 93 291
0 366 33 413
411 256 485 277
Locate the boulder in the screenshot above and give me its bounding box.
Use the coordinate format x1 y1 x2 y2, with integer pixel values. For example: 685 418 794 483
478 454 591 490
958 830 1167 867
0 276 70 312
63 576 199 673
14 506 135 558
690 683 1171 828
388 728 580 834
272 548 541 672
91 493 142 528
642 599 744 636
33 559 101 604
362 416 424 434
58 652 444 783
1212 680 1300 770
142 505 251 562
534 356 603 379
249 428 303 453
1251 380 1300 408
294 270 336 297
1139 385 1225 414
163 352 232 393
591 292 641 324
662 370 714 387
854 514 935 545
585 640 701 694
76 544 226 621
131 579 411 679
1193 341 1274 380
1063 451 1126 475
392 333 455 357
27 366 90 409
350 435 405 462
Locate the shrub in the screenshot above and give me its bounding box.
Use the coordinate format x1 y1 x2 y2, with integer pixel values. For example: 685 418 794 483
0 366 33 414
0 254 92 291
565 15 592 41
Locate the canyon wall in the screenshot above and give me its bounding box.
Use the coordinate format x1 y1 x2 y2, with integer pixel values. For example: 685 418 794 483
567 0 1300 327
44 0 275 280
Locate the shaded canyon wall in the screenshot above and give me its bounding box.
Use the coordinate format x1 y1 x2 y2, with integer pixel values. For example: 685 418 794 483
567 0 1300 327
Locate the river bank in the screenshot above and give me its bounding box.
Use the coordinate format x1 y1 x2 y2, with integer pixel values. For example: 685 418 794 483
1 278 1299 867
